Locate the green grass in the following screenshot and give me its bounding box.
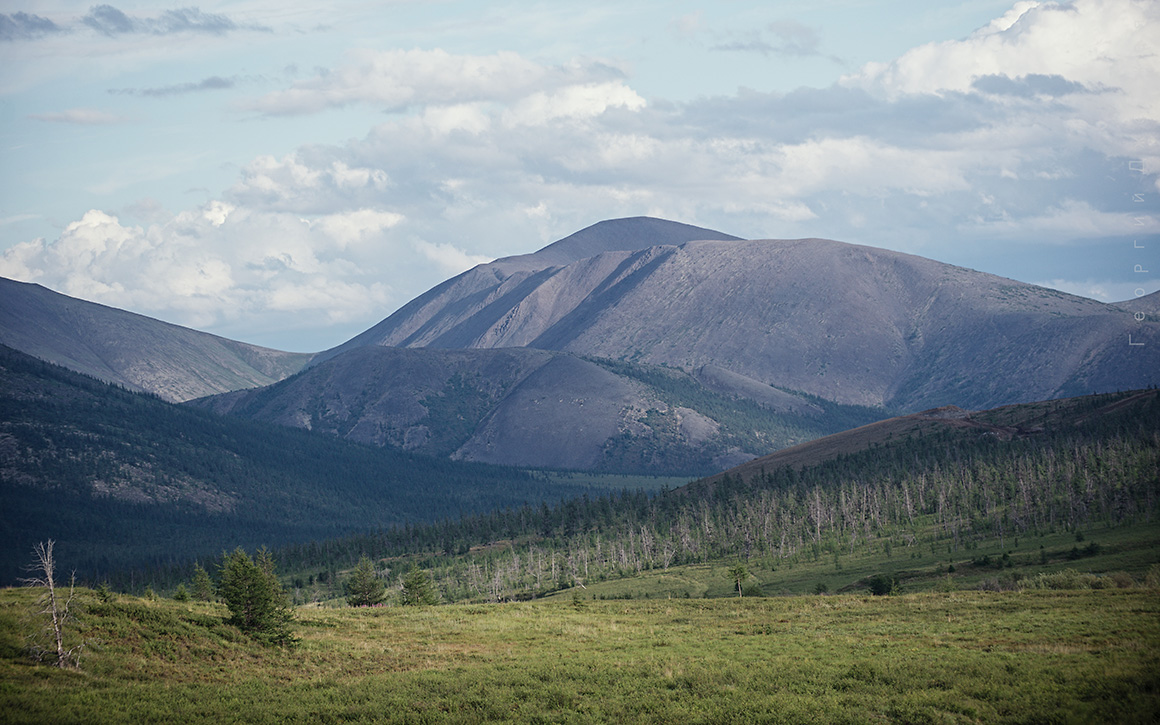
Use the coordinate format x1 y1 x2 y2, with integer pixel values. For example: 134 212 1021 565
541 521 1160 602
2 586 1158 723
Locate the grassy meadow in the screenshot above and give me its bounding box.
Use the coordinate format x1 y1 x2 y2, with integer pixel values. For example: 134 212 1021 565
539 523 1160 602
2 585 1158 723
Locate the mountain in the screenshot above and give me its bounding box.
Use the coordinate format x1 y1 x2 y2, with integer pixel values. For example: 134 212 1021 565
322 219 1159 410
315 217 743 365
1115 289 1160 316
0 276 311 402
191 345 884 475
0 343 605 584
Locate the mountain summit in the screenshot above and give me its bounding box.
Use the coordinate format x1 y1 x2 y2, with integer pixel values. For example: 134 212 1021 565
321 218 1158 410
315 217 743 364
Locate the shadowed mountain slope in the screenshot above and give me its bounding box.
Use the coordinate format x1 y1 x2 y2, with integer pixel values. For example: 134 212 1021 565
192 345 884 475
324 222 1159 411
0 277 312 402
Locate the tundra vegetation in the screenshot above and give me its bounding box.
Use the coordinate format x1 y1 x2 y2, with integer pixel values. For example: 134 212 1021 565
0 584 1157 723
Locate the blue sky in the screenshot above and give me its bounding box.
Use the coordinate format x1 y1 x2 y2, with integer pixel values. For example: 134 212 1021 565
1 0 1157 352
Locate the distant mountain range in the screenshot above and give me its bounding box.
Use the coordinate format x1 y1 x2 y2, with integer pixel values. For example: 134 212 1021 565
324 217 1159 411
2 216 1157 475
0 277 311 402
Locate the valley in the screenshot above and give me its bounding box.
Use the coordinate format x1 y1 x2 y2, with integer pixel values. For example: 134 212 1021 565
1 216 1157 723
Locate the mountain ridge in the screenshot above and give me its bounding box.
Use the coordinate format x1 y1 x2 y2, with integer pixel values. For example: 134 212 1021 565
0 277 312 402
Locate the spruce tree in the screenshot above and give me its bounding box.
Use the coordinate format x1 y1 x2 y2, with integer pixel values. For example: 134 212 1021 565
401 564 438 606
218 548 294 645
191 562 214 602
344 555 386 607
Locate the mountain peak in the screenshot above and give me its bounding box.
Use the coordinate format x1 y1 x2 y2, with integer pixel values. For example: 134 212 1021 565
493 216 744 272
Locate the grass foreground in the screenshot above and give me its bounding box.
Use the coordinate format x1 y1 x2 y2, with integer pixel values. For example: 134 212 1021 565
2 587 1158 723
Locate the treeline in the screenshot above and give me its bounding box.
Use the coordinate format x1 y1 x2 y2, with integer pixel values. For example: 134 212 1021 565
227 389 1158 604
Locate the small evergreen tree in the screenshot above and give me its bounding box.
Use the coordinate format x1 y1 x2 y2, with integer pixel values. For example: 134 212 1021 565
173 584 190 602
191 562 214 602
400 564 438 606
728 563 749 598
344 555 386 607
218 547 295 645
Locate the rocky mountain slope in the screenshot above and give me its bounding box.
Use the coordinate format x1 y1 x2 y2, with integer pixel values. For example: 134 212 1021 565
193 345 882 475
315 217 743 365
0 277 311 402
325 219 1159 410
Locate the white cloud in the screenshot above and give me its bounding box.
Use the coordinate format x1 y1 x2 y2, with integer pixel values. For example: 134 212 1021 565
502 82 645 127
0 204 401 345
228 156 392 213
28 108 128 124
414 240 492 274
845 0 1160 123
247 48 623 116
307 209 404 248
966 199 1160 240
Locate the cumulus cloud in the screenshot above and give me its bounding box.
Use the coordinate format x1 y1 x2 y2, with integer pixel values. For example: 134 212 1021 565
247 48 627 116
414 240 492 274
0 11 64 41
846 0 1159 110
228 156 392 214
0 204 397 345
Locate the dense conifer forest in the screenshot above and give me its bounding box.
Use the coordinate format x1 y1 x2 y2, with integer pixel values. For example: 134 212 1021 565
238 388 1159 603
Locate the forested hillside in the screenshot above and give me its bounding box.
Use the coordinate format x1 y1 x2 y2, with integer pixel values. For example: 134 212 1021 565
237 389 1159 603
0 345 602 584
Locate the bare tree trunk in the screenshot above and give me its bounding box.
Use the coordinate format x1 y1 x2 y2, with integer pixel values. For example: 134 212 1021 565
22 540 83 668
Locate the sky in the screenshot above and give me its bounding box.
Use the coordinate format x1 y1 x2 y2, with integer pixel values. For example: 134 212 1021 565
1 0 1158 353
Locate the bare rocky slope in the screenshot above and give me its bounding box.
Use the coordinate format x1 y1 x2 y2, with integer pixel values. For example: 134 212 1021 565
315 217 743 365
322 218 1159 411
193 345 880 475
0 277 311 402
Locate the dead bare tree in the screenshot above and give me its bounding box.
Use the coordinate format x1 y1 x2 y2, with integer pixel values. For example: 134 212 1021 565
21 540 84 668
